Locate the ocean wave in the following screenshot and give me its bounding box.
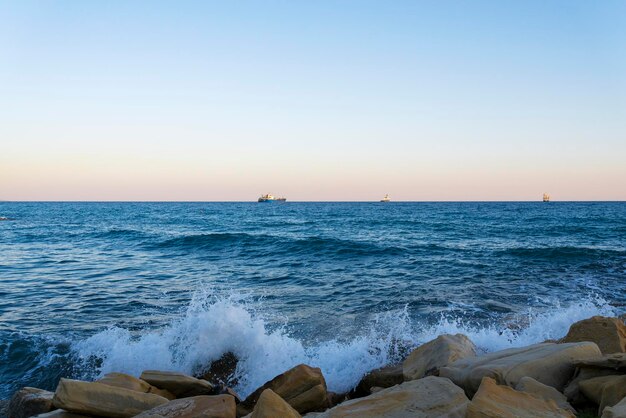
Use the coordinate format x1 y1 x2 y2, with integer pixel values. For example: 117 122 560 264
152 233 406 257
92 228 151 240
501 245 625 259
69 290 617 397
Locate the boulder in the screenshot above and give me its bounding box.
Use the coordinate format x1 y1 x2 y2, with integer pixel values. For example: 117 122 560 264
98 372 175 400
326 392 347 408
307 376 468 417
603 396 626 418
239 364 327 415
564 353 626 404
134 395 236 418
52 378 168 418
199 352 239 387
440 342 601 397
140 370 214 397
515 376 576 413
467 377 575 418
216 387 241 403
575 353 626 370
579 375 626 415
248 389 301 418
561 317 626 354
352 365 403 397
403 334 476 381
7 387 55 418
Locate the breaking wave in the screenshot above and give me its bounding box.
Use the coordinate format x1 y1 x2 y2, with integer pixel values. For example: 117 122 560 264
71 290 617 397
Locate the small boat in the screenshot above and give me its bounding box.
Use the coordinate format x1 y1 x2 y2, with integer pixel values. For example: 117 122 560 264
543 193 550 202
380 194 391 202
258 193 287 203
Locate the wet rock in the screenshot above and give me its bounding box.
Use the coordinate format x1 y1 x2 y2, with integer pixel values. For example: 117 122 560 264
7 387 54 418
135 395 236 418
603 396 626 418
579 375 626 415
467 377 575 418
402 334 476 381
561 317 626 354
352 364 403 398
308 376 468 418
98 372 175 400
326 392 346 408
248 389 301 418
238 364 328 415
52 378 168 418
140 370 213 398
440 342 601 397
199 352 239 387
515 376 576 413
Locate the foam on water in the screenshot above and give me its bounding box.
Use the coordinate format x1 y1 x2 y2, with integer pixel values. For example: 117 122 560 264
72 290 617 397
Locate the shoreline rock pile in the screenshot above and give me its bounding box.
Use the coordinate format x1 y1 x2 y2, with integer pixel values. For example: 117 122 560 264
5 315 626 418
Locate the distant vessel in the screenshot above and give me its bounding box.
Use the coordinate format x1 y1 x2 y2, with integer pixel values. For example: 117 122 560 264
258 193 286 203
380 194 391 202
543 193 550 202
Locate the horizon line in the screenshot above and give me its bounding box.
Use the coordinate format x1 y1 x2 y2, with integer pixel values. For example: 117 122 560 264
1 200 625 203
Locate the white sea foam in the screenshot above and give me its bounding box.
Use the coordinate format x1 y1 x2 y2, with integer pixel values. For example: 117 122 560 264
72 290 617 397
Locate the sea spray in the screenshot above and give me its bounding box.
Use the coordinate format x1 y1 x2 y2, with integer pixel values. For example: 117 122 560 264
71 290 616 397
421 294 616 353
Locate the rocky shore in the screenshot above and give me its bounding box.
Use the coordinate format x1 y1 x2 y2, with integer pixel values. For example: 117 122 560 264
4 315 626 418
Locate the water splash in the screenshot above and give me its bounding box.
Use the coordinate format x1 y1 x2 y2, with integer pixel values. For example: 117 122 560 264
71 290 617 397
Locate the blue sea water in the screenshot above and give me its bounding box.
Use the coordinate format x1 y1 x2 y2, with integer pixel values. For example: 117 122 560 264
0 201 625 400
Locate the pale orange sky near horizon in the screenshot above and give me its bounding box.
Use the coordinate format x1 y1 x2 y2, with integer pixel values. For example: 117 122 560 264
1 1 625 201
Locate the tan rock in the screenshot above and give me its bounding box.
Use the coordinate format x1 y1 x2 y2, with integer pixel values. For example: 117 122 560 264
561 316 626 354
249 389 301 418
239 364 328 415
575 352 626 369
217 387 241 403
440 342 601 397
403 334 476 381
603 396 626 418
98 372 175 400
135 395 236 418
99 372 153 392
579 375 626 415
309 376 469 418
515 376 576 413
8 387 54 418
467 377 575 418
140 370 213 397
352 364 403 397
52 378 168 418
564 353 626 404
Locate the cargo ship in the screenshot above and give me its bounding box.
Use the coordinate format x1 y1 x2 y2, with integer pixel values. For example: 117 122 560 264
258 193 287 203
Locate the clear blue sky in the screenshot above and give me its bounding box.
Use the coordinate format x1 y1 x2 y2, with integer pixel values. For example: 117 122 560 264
1 0 625 200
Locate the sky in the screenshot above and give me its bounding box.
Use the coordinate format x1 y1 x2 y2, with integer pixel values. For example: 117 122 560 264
1 0 625 201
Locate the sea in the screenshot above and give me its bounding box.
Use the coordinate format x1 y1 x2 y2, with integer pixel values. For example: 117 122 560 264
0 201 625 400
